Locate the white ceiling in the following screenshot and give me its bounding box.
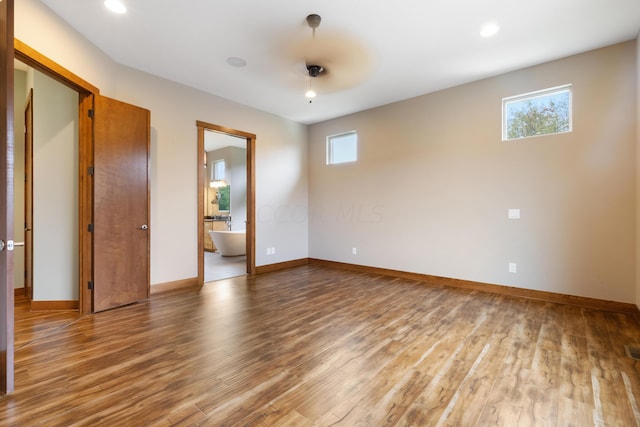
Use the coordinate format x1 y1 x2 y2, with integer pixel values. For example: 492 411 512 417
39 0 640 125
204 130 246 152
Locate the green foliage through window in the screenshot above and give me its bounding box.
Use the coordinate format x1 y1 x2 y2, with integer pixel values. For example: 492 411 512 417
503 85 571 141
218 186 230 211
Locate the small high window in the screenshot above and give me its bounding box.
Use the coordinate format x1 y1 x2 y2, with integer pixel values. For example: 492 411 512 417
502 85 572 141
327 131 357 164
213 159 225 180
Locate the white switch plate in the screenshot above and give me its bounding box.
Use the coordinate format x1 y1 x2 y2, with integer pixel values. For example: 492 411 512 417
352 247 357 255
509 263 517 273
508 209 520 219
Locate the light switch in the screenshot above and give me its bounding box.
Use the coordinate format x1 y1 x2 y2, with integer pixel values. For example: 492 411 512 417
508 209 520 219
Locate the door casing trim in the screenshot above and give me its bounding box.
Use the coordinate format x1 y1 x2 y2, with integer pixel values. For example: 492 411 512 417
196 120 256 283
15 39 98 315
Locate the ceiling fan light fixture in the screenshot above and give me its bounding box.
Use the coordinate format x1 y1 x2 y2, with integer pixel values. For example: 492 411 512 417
305 64 323 102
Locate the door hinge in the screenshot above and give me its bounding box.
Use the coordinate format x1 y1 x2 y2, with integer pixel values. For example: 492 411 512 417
88 109 95 118
88 166 94 176
88 281 94 290
88 224 94 232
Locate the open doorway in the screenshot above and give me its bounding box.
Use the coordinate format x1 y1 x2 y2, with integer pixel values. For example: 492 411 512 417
197 121 255 284
13 58 79 310
203 131 247 281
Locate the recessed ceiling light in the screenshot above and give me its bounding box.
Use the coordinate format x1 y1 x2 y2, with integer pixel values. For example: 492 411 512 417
104 0 127 14
226 57 247 68
480 23 500 38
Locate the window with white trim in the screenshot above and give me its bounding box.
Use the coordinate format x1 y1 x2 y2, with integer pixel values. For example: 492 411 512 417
213 159 225 180
502 84 572 141
327 131 357 164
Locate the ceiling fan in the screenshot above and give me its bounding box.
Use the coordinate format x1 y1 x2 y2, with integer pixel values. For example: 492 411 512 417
286 13 373 100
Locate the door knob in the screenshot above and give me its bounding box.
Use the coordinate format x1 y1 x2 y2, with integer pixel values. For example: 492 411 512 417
0 240 24 251
139 224 148 231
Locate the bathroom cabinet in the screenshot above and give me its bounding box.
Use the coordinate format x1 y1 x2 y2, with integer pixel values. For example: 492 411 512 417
204 220 227 252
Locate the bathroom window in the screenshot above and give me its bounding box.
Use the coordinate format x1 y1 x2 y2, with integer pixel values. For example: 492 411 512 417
218 186 230 212
213 159 226 180
502 84 572 141
327 131 357 164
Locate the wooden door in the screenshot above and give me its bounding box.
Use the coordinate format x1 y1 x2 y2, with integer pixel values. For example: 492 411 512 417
0 0 14 394
24 89 33 300
93 95 150 312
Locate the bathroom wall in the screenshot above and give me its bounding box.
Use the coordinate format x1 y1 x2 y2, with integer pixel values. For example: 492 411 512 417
309 41 637 304
207 148 231 216
207 146 247 230
229 147 247 230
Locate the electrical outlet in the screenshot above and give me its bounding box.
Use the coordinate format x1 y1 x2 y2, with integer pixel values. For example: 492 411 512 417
352 247 357 255
272 247 276 255
266 248 271 255
509 263 517 273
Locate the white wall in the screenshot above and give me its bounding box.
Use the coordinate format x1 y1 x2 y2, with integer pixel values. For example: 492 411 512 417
13 64 79 300
32 70 79 300
13 69 26 289
16 0 309 288
229 146 247 231
19 0 635 304
16 0 118 94
112 67 308 283
310 41 637 304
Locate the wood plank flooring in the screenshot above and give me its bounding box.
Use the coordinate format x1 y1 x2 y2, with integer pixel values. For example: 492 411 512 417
2 264 640 426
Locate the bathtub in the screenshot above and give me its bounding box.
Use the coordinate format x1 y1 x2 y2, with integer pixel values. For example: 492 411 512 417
208 230 246 256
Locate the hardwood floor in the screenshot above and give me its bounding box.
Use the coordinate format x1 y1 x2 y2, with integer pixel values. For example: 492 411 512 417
2 264 640 426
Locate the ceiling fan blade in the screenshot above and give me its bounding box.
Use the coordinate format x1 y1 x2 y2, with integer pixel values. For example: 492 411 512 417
287 31 374 93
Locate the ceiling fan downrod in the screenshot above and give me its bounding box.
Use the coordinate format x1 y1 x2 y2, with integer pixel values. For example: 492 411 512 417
306 13 321 37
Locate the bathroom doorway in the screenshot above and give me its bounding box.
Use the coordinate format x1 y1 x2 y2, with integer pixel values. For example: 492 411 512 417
196 121 255 284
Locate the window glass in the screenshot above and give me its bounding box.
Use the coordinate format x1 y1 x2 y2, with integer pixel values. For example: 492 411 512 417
218 186 230 212
213 159 225 180
503 85 572 141
327 131 357 164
